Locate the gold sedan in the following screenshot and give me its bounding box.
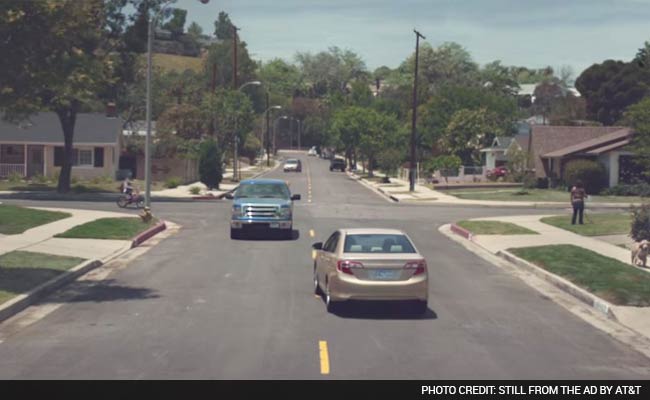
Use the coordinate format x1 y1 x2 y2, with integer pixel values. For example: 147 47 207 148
312 228 428 314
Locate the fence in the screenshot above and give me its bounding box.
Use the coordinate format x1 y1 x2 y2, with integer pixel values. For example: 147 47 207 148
0 164 25 177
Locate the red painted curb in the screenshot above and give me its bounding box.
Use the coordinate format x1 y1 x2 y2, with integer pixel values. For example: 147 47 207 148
131 220 167 248
450 223 473 240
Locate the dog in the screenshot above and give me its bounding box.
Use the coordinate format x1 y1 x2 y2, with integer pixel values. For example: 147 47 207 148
631 240 650 267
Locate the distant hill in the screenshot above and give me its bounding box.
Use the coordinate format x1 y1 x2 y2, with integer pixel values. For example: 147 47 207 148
148 53 203 73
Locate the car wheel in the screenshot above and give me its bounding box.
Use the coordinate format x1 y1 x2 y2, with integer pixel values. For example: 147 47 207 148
313 266 322 295
230 228 241 240
411 300 428 315
325 283 340 313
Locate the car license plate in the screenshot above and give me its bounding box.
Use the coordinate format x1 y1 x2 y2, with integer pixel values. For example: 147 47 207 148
371 270 399 280
270 223 280 228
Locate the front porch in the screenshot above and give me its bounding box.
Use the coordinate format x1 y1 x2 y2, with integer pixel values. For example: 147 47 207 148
0 144 44 178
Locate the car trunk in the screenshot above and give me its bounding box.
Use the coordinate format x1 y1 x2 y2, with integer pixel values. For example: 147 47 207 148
342 253 423 282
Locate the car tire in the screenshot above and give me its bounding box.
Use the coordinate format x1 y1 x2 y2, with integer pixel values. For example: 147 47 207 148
230 228 241 240
411 300 428 315
313 266 322 296
325 283 340 313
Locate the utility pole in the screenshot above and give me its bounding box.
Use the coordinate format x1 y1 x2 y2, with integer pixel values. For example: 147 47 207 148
232 25 240 181
266 91 271 166
298 119 302 150
410 29 425 192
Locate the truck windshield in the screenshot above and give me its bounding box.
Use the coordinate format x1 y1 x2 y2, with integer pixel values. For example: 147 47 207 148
235 183 290 199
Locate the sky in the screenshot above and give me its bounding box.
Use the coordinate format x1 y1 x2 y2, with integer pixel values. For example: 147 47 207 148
180 0 650 76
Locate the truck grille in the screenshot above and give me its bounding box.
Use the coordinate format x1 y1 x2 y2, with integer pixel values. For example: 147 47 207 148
242 204 279 218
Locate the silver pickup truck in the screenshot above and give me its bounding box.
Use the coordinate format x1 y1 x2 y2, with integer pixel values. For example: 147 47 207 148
226 179 301 239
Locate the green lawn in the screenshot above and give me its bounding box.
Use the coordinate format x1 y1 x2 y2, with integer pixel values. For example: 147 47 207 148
0 251 85 304
448 188 646 203
0 179 166 193
510 244 650 306
55 217 156 240
457 220 538 235
541 213 632 236
0 205 71 235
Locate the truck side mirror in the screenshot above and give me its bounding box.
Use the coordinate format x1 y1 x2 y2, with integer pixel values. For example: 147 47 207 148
291 194 301 201
224 193 234 200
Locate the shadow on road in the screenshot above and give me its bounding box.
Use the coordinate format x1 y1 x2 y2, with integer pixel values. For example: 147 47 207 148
0 267 65 296
233 229 300 241
329 300 438 320
44 279 159 304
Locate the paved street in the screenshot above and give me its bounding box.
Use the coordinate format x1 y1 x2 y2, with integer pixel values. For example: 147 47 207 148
0 154 649 379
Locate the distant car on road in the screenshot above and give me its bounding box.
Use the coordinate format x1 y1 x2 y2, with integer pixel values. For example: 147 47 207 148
329 158 346 172
308 147 317 156
312 228 428 314
283 158 302 172
226 179 301 240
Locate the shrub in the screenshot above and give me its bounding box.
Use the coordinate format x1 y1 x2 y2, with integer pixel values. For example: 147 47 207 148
198 138 223 190
563 159 608 194
522 173 537 189
630 203 650 242
165 177 182 189
8 171 22 183
189 186 201 195
31 174 49 184
602 183 650 197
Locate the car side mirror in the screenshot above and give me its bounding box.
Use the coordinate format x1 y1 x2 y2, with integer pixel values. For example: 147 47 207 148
224 193 234 200
312 242 323 250
291 194 301 201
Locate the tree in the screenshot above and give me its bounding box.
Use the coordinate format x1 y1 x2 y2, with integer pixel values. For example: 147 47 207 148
201 90 254 151
376 148 404 182
187 21 203 38
623 97 650 178
203 34 257 91
163 8 187 39
357 110 401 177
534 80 566 124
442 108 503 164
157 104 204 140
426 155 462 184
575 59 650 125
295 47 368 97
0 0 116 193
506 145 529 182
198 138 222 190
349 80 374 107
213 11 234 40
258 58 304 98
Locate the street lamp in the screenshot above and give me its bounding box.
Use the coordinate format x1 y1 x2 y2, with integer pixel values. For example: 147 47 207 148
233 80 262 181
145 0 210 208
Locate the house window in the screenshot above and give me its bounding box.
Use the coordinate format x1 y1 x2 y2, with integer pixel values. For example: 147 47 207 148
76 149 93 166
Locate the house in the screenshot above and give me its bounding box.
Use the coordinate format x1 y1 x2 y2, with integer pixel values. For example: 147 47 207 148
530 125 633 187
0 113 122 180
480 136 515 170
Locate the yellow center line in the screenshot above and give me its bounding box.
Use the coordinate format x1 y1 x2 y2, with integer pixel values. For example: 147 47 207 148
309 229 315 238
319 340 330 375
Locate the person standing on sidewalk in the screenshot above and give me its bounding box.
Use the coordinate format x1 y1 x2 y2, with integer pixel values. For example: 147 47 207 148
570 180 587 225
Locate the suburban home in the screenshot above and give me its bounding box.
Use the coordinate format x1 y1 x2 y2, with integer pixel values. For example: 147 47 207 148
483 125 635 188
0 112 122 180
530 125 633 187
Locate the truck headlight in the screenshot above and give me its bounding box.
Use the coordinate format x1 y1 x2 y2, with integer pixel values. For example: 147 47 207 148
277 207 292 218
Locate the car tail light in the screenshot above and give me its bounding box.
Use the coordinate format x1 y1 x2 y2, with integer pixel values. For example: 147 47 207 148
404 260 427 275
337 260 363 275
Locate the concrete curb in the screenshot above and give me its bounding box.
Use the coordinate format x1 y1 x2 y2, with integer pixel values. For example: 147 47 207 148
347 172 398 204
450 223 473 240
496 250 618 321
0 258 102 324
446 221 617 321
131 220 167 248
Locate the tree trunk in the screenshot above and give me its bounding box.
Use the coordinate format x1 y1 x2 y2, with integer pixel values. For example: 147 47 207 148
368 155 374 178
56 104 78 193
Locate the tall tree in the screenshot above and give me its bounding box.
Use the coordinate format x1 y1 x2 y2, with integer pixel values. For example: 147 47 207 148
258 58 304 98
575 58 650 125
0 0 116 192
295 47 368 97
213 11 234 40
163 8 187 39
623 97 650 178
441 108 503 164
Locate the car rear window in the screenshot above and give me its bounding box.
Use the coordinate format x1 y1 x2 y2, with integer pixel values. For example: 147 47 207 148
343 234 416 253
286 159 298 164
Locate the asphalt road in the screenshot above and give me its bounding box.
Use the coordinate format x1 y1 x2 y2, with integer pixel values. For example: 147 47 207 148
0 153 649 379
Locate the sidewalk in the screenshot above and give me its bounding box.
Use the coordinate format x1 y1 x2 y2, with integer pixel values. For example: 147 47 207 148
451 214 650 341
350 172 640 209
0 207 135 262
